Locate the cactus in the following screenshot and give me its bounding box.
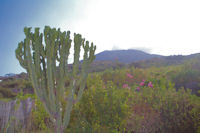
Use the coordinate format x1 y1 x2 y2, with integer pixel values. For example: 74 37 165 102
15 26 96 133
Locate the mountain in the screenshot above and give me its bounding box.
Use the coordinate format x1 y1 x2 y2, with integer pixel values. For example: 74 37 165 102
91 49 200 71
131 53 200 68
95 49 162 63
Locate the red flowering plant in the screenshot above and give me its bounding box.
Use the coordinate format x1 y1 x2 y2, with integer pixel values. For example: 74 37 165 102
148 81 153 88
135 80 154 92
125 72 134 84
121 72 135 90
139 80 145 86
123 84 131 90
126 73 134 79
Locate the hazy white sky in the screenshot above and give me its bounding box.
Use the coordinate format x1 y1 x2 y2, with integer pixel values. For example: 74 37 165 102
59 0 200 55
1 0 200 75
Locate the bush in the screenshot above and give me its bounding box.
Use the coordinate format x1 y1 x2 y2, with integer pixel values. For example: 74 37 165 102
126 79 200 133
0 87 17 98
30 95 52 131
67 75 129 133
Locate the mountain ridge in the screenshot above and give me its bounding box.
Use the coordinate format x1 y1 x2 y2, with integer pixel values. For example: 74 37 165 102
95 49 163 63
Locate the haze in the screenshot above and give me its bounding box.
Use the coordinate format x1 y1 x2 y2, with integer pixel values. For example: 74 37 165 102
0 0 200 75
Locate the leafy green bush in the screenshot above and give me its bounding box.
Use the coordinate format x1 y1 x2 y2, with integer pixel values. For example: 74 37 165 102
30 95 52 131
67 75 129 133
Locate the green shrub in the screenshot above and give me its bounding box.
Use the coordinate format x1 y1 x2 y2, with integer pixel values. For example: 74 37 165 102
30 95 52 131
67 75 129 133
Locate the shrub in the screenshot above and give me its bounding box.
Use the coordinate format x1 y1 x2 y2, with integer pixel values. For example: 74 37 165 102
30 96 52 131
67 77 129 133
126 79 200 133
0 87 17 98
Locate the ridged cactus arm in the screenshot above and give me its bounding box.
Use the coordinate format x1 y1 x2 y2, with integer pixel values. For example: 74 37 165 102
62 34 83 128
15 41 27 69
32 28 41 75
63 79 76 129
24 28 36 87
65 33 82 102
25 28 49 104
58 31 71 99
72 33 82 76
57 31 65 99
76 41 96 102
65 33 72 77
63 40 96 129
64 31 72 76
32 28 52 113
80 40 89 74
89 43 96 63
68 33 82 95
51 28 59 85
34 27 54 117
32 28 43 96
75 40 89 99
39 33 50 109
44 27 57 113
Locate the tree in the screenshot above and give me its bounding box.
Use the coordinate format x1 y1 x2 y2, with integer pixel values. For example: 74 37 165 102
15 26 96 133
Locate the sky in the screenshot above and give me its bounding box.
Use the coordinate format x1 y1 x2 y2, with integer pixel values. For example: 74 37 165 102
0 0 200 75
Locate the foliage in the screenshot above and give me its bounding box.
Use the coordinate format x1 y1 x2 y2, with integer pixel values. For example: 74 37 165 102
66 70 200 133
0 87 17 98
0 78 33 99
30 95 52 131
126 80 200 133
2 50 200 132
67 75 129 133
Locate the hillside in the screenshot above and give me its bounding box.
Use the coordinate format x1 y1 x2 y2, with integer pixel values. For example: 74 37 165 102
131 53 200 68
0 50 200 132
95 49 162 63
91 50 200 72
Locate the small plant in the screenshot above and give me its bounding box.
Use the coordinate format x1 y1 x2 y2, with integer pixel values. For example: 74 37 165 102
31 95 51 131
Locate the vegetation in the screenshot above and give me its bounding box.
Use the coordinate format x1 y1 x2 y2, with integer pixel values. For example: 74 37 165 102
1 59 200 133
64 64 200 133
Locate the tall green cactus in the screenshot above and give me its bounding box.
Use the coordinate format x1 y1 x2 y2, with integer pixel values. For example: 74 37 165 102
15 26 96 133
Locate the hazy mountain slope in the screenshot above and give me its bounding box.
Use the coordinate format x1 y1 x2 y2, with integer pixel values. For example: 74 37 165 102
131 53 200 68
95 49 162 63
